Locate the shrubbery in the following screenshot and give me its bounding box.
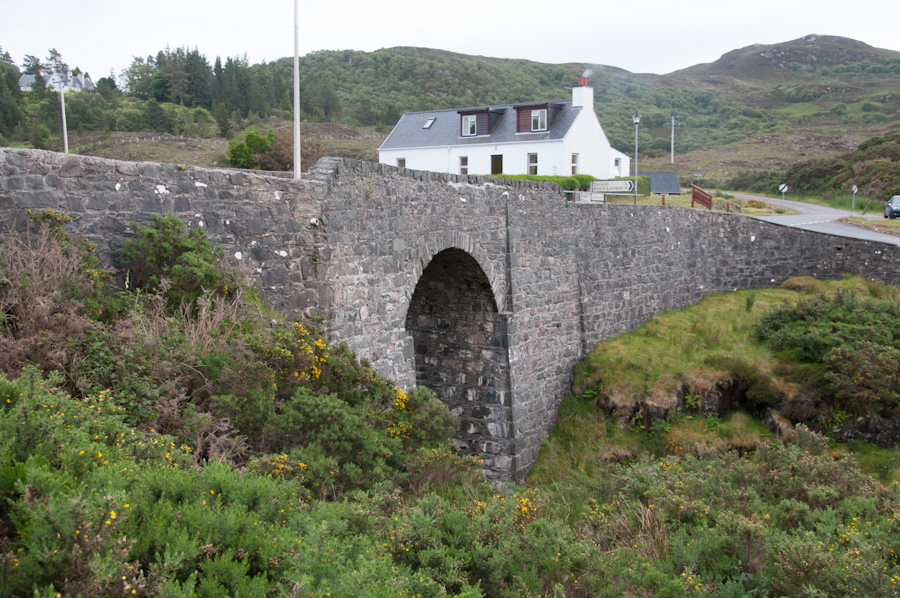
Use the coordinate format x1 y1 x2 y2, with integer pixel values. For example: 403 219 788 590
727 132 900 201
4 212 900 596
754 290 900 415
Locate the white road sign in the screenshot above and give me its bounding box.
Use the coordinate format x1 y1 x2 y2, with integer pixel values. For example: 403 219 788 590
591 179 635 193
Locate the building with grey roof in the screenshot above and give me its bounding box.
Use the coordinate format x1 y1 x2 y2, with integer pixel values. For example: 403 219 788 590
379 77 629 179
19 70 95 94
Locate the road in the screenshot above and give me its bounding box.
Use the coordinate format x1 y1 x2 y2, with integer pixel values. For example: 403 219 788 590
734 193 900 246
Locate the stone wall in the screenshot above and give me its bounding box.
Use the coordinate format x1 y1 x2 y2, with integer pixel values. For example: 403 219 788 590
3 149 899 482
0 148 328 316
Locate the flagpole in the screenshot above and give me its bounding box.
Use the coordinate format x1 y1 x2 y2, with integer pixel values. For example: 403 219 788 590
293 0 301 179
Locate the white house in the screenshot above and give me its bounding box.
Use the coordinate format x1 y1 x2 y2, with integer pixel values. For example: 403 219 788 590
378 77 629 179
19 70 95 93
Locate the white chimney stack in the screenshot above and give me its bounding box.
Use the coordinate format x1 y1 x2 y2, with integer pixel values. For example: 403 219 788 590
572 76 593 109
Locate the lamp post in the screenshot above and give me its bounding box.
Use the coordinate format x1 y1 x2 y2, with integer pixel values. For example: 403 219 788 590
668 115 682 164
59 89 69 154
293 0 301 179
633 111 641 205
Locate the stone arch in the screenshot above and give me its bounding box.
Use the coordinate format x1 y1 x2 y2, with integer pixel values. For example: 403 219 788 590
405 231 509 314
404 247 513 480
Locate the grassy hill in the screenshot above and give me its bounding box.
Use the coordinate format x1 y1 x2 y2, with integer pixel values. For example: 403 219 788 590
6 35 900 185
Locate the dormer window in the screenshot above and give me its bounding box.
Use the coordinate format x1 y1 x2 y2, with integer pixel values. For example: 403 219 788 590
515 103 551 132
462 114 477 136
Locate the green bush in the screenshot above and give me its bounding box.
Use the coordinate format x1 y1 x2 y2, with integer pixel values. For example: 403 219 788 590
493 173 597 191
227 128 275 169
826 342 900 413
121 213 230 310
753 290 900 362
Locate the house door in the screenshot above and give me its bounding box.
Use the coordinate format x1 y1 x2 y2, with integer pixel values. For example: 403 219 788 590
491 155 503 175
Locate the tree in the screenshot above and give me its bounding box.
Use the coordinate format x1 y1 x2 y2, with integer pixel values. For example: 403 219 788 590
122 56 156 99
30 72 49 100
0 61 23 138
184 48 212 108
95 75 119 102
23 55 46 75
144 99 172 132
0 46 14 67
214 103 231 138
46 48 67 74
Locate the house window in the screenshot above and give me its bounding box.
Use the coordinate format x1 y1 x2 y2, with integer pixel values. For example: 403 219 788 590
397 158 406 168
571 153 579 175
460 156 468 175
531 109 547 131
528 153 538 175
462 114 477 136
423 118 435 129
614 157 621 175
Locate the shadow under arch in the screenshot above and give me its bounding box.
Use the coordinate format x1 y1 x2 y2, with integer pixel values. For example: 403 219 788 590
404 248 514 481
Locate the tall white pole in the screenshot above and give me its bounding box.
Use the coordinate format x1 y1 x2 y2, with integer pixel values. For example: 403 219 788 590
670 116 675 164
633 116 639 206
293 0 301 179
60 90 69 154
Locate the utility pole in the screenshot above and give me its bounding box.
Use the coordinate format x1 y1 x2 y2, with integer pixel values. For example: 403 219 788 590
293 0 301 179
668 115 682 164
60 89 69 154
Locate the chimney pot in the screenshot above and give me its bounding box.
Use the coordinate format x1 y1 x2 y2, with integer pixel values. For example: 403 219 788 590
578 76 587 86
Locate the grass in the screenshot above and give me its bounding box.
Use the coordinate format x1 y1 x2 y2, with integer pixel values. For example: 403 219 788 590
574 275 892 407
530 274 900 488
68 121 386 169
839 216 900 236
527 409 778 486
836 441 900 483
572 286 800 410
774 103 823 117
732 189 889 214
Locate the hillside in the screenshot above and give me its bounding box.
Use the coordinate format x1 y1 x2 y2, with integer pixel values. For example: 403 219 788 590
3 35 900 180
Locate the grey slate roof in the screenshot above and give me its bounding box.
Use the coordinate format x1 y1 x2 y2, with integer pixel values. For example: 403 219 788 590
19 71 95 93
638 171 682 195
380 100 581 150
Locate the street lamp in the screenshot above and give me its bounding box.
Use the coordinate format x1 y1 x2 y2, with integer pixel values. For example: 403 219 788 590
667 115 683 164
633 111 641 205
293 0 301 179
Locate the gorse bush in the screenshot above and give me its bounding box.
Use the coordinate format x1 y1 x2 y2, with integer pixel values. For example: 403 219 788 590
0 368 451 597
1 209 459 491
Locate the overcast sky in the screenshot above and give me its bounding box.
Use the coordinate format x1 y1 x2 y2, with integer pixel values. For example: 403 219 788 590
2 0 898 80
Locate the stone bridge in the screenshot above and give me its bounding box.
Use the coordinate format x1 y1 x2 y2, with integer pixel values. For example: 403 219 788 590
2 148 898 481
